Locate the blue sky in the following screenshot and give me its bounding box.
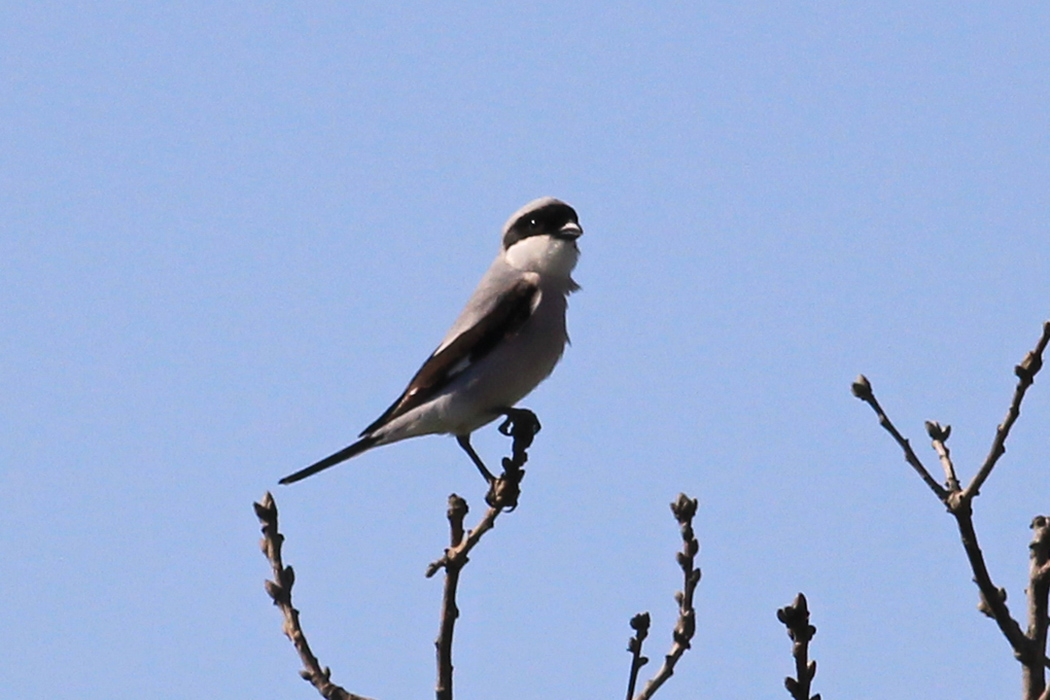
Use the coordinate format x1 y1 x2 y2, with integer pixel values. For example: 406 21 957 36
3 3 1049 698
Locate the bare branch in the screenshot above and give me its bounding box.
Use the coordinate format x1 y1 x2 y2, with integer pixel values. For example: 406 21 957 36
925 420 960 493
855 320 1050 697
427 408 539 700
853 376 1034 668
952 508 1032 666
254 492 374 700
777 593 820 700
1026 516 1050 699
962 321 1050 501
425 409 537 579
625 613 651 700
435 495 468 700
851 375 948 500
633 493 702 700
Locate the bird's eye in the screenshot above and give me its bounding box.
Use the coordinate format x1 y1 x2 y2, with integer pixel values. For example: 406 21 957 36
527 218 539 229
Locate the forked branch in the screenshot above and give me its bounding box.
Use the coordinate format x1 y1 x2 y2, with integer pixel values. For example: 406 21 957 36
625 613 651 700
626 493 702 700
853 320 1050 699
427 408 539 700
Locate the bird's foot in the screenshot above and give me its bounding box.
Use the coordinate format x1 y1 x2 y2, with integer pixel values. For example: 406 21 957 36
497 408 541 455
483 407 541 509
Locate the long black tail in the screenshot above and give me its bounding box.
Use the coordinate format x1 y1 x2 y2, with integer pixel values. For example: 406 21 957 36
279 435 381 484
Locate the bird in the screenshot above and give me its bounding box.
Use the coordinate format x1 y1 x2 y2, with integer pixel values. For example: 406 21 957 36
279 196 583 485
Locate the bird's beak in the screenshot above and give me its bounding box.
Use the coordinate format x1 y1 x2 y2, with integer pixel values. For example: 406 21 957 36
556 221 583 240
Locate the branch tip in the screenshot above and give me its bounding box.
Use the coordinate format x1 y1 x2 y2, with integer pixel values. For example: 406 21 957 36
925 420 951 441
254 492 373 700
447 493 468 518
778 592 819 700
851 374 872 400
670 493 698 522
629 493 701 700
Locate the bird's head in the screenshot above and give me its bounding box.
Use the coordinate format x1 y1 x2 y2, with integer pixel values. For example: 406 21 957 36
501 197 582 278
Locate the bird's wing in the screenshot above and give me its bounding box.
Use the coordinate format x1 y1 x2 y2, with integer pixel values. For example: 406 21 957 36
360 276 540 436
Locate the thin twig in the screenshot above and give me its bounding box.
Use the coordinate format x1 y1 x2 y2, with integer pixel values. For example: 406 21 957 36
625 613 651 700
925 420 960 492
435 495 468 700
427 409 540 700
851 375 948 500
254 492 374 700
633 493 702 700
962 321 1050 502
1026 516 1050 699
777 593 820 700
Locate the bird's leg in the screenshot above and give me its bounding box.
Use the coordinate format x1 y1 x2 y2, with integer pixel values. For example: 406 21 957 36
456 434 495 483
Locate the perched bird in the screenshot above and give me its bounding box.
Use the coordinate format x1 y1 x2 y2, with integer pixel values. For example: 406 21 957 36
280 197 583 485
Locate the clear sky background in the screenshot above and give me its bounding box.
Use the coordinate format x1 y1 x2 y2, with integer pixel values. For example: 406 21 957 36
3 3 1050 699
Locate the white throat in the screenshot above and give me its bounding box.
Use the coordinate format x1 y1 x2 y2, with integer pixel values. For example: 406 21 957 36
503 235 579 279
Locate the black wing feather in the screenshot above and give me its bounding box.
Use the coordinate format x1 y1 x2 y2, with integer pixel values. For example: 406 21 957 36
360 278 539 436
